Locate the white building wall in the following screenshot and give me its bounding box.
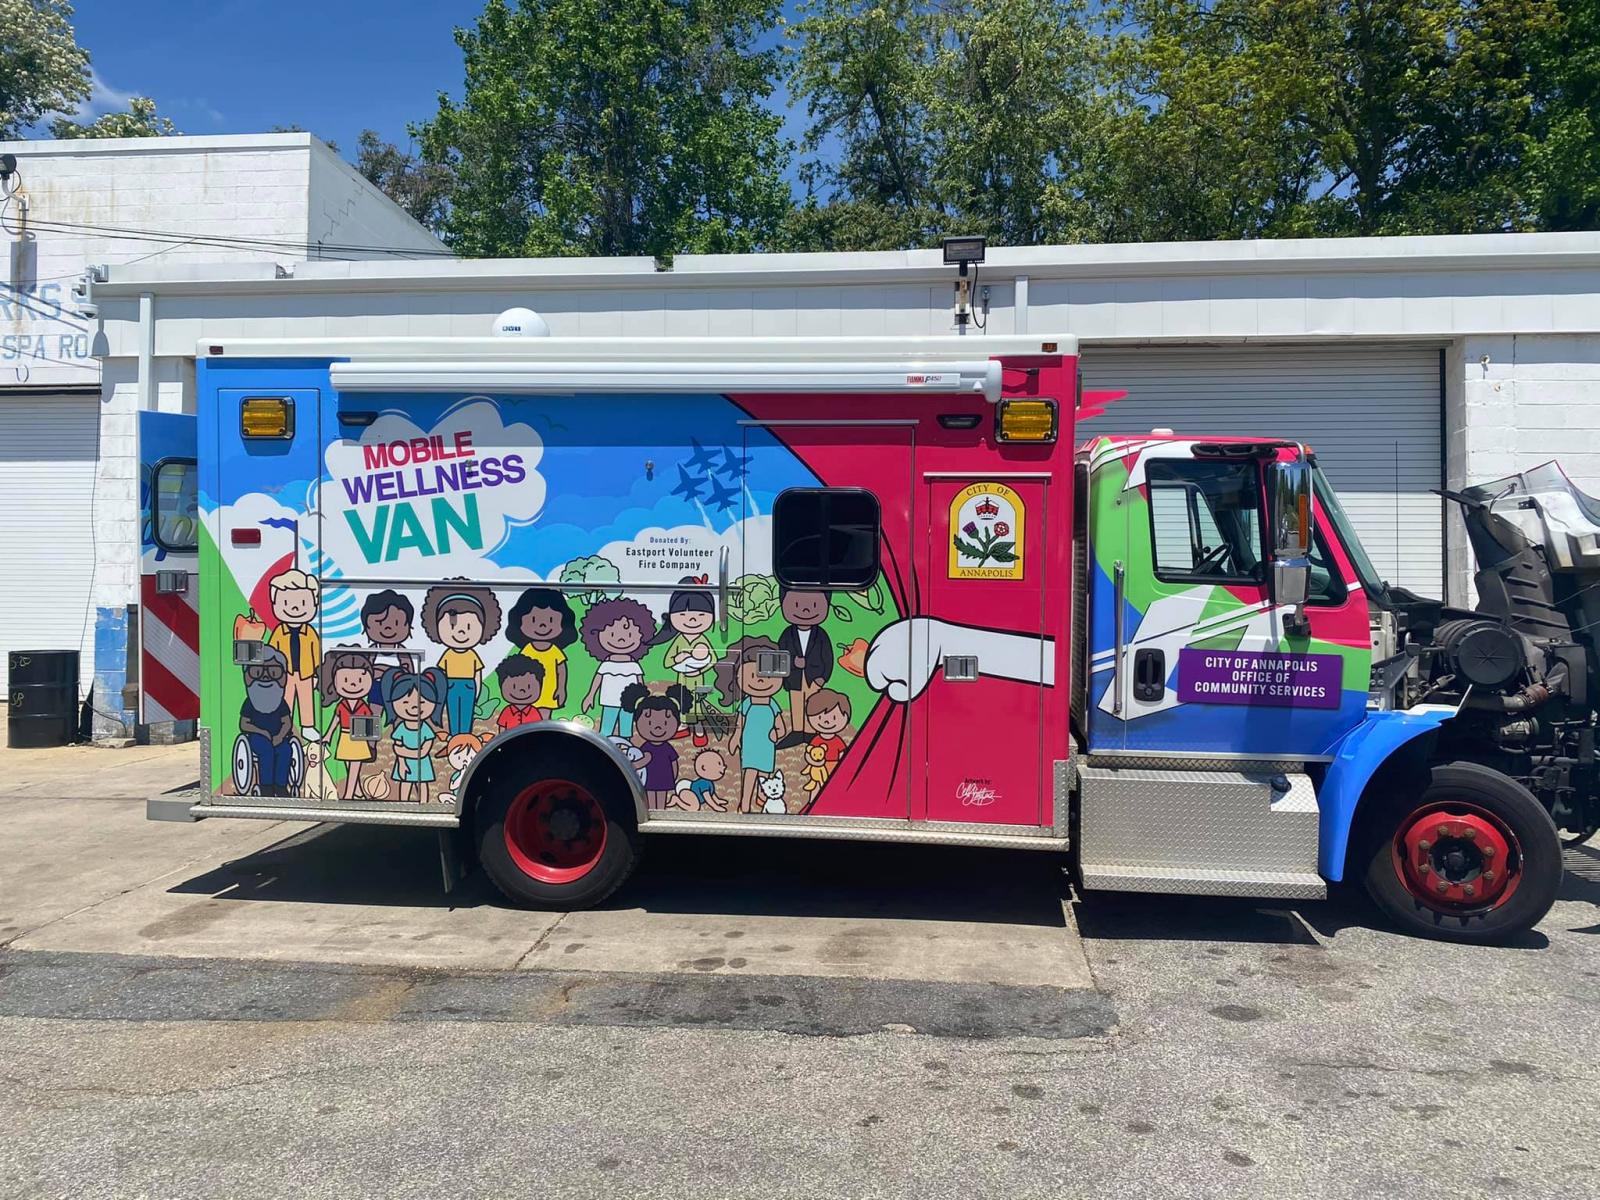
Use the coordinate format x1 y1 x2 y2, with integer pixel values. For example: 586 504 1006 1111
0 134 448 736
1446 333 1600 601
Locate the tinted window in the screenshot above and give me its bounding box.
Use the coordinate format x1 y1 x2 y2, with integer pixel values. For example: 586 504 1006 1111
1146 459 1264 584
773 488 881 588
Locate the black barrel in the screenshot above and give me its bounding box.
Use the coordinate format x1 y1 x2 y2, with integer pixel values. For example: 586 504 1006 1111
8 650 79 748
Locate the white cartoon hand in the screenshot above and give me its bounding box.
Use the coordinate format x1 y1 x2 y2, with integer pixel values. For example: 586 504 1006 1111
865 618 942 703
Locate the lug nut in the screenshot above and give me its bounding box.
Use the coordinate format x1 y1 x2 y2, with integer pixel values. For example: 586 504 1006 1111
1436 825 1451 839
1418 839 1432 851
1462 827 1478 840
1436 881 1450 893
1481 845 1495 858
1418 861 1431 873
1483 872 1495 883
1464 885 1475 897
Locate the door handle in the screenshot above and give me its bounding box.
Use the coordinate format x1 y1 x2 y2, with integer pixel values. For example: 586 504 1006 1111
1133 648 1166 702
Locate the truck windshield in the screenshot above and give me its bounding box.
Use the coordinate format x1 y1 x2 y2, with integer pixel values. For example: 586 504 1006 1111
1310 459 1388 597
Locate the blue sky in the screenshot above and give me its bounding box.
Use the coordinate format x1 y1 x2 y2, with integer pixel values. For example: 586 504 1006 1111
73 1 808 176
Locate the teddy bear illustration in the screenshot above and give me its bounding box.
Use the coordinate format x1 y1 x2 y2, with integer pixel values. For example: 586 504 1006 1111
801 742 830 795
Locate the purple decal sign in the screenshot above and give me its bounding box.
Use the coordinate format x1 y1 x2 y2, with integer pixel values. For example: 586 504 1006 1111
1177 648 1342 709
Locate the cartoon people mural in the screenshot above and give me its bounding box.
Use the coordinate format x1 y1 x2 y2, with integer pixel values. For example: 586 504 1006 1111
655 577 717 744
239 645 297 797
361 589 417 702
320 650 377 800
422 584 503 737
715 636 791 813
777 586 832 739
580 598 656 738
623 682 695 809
506 588 576 718
384 666 446 803
495 656 545 731
266 569 320 733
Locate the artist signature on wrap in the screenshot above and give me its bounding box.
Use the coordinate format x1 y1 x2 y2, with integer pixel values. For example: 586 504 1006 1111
957 780 1000 807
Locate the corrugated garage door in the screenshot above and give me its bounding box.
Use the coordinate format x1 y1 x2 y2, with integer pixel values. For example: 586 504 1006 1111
0 394 99 695
1080 346 1444 596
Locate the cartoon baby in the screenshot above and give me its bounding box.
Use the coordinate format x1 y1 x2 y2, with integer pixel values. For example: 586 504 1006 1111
672 748 727 811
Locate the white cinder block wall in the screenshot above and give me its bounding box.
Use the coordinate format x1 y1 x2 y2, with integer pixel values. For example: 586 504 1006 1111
1446 333 1600 603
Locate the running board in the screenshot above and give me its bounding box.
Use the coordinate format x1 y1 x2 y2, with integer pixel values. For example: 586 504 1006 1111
159 799 461 829
1080 863 1327 900
641 815 1067 852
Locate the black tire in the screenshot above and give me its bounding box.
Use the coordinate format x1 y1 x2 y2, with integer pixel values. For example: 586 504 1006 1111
475 755 641 910
1361 761 1561 944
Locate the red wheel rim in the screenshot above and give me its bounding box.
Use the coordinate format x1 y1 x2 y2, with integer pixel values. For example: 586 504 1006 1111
503 781 608 885
1393 801 1522 914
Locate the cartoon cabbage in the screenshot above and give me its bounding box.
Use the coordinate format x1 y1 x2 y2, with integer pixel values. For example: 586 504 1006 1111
558 555 623 605
728 573 781 623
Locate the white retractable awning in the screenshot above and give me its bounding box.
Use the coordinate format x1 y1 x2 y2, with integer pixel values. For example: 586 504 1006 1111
328 359 1006 401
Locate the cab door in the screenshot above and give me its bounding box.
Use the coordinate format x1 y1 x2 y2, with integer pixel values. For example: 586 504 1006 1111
138 411 199 724
1096 445 1366 760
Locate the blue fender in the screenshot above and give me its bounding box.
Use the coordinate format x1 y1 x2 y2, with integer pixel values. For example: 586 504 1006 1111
1318 707 1458 881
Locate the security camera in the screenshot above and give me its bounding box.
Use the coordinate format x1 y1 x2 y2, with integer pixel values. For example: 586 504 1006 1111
0 154 16 180
77 303 98 321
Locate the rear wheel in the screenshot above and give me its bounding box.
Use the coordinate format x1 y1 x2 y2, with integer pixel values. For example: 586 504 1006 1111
1362 761 1561 944
475 756 640 910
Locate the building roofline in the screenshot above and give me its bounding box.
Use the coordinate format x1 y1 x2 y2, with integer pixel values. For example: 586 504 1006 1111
0 131 323 157
88 230 1600 298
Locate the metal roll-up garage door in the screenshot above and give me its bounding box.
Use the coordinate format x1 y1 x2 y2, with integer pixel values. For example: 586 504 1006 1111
0 392 99 695
1079 345 1444 596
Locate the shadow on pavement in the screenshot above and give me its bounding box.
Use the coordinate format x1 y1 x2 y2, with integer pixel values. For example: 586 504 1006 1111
169 821 1073 927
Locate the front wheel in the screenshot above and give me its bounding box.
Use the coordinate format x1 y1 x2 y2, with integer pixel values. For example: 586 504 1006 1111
475 758 640 910
1362 761 1561 944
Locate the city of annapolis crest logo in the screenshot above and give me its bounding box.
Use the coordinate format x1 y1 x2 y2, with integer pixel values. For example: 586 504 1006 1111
948 482 1026 580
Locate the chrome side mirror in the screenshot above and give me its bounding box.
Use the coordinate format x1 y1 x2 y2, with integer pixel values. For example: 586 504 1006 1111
1269 459 1313 632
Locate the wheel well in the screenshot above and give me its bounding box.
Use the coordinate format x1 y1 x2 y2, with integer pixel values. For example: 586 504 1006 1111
1342 733 1437 875
456 726 647 829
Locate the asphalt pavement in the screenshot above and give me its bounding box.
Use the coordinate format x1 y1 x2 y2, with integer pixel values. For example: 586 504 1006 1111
3 742 1599 1199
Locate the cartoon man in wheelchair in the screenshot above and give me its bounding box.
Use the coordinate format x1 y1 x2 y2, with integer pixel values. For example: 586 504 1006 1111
233 645 304 797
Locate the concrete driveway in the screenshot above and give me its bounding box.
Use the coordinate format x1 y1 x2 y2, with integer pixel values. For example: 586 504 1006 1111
1 741 1097 1009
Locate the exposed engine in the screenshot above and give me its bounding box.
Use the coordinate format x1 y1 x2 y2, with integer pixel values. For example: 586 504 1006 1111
1391 463 1600 841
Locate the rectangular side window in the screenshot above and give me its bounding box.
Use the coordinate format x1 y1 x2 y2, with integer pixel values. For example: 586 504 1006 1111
1145 459 1265 585
773 488 881 589
152 458 199 554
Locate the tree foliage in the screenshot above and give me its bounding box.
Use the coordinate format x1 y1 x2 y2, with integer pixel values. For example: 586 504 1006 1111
0 0 89 140
354 131 454 231
417 0 792 259
51 94 177 139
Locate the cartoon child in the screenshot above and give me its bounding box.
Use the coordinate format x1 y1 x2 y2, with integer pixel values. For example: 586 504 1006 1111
239 645 296 797
495 657 546 732
804 687 852 786
421 584 503 737
653 577 718 743
437 731 487 805
360 589 417 703
579 598 656 738
672 748 728 811
776 586 833 737
384 666 446 804
506 587 577 718
319 650 377 800
621 682 695 809
714 636 791 813
266 569 321 733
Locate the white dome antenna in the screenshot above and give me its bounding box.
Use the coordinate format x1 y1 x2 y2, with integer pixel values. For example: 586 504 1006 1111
492 307 551 338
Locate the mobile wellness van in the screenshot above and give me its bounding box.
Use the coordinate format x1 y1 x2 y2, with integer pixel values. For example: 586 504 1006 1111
147 313 1597 943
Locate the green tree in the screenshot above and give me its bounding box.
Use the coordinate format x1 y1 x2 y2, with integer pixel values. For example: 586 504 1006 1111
354 130 454 231
1529 0 1600 230
0 0 90 139
785 0 1113 249
1104 0 1558 238
418 0 791 259
51 94 176 139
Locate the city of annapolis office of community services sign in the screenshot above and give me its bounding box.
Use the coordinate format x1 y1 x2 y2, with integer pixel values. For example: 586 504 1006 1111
949 482 1026 580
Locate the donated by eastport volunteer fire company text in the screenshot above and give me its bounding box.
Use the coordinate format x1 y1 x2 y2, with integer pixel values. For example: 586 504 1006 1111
1176 648 1341 709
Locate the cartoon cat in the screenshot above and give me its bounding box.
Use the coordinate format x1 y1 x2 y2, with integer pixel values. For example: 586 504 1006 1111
758 771 787 814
